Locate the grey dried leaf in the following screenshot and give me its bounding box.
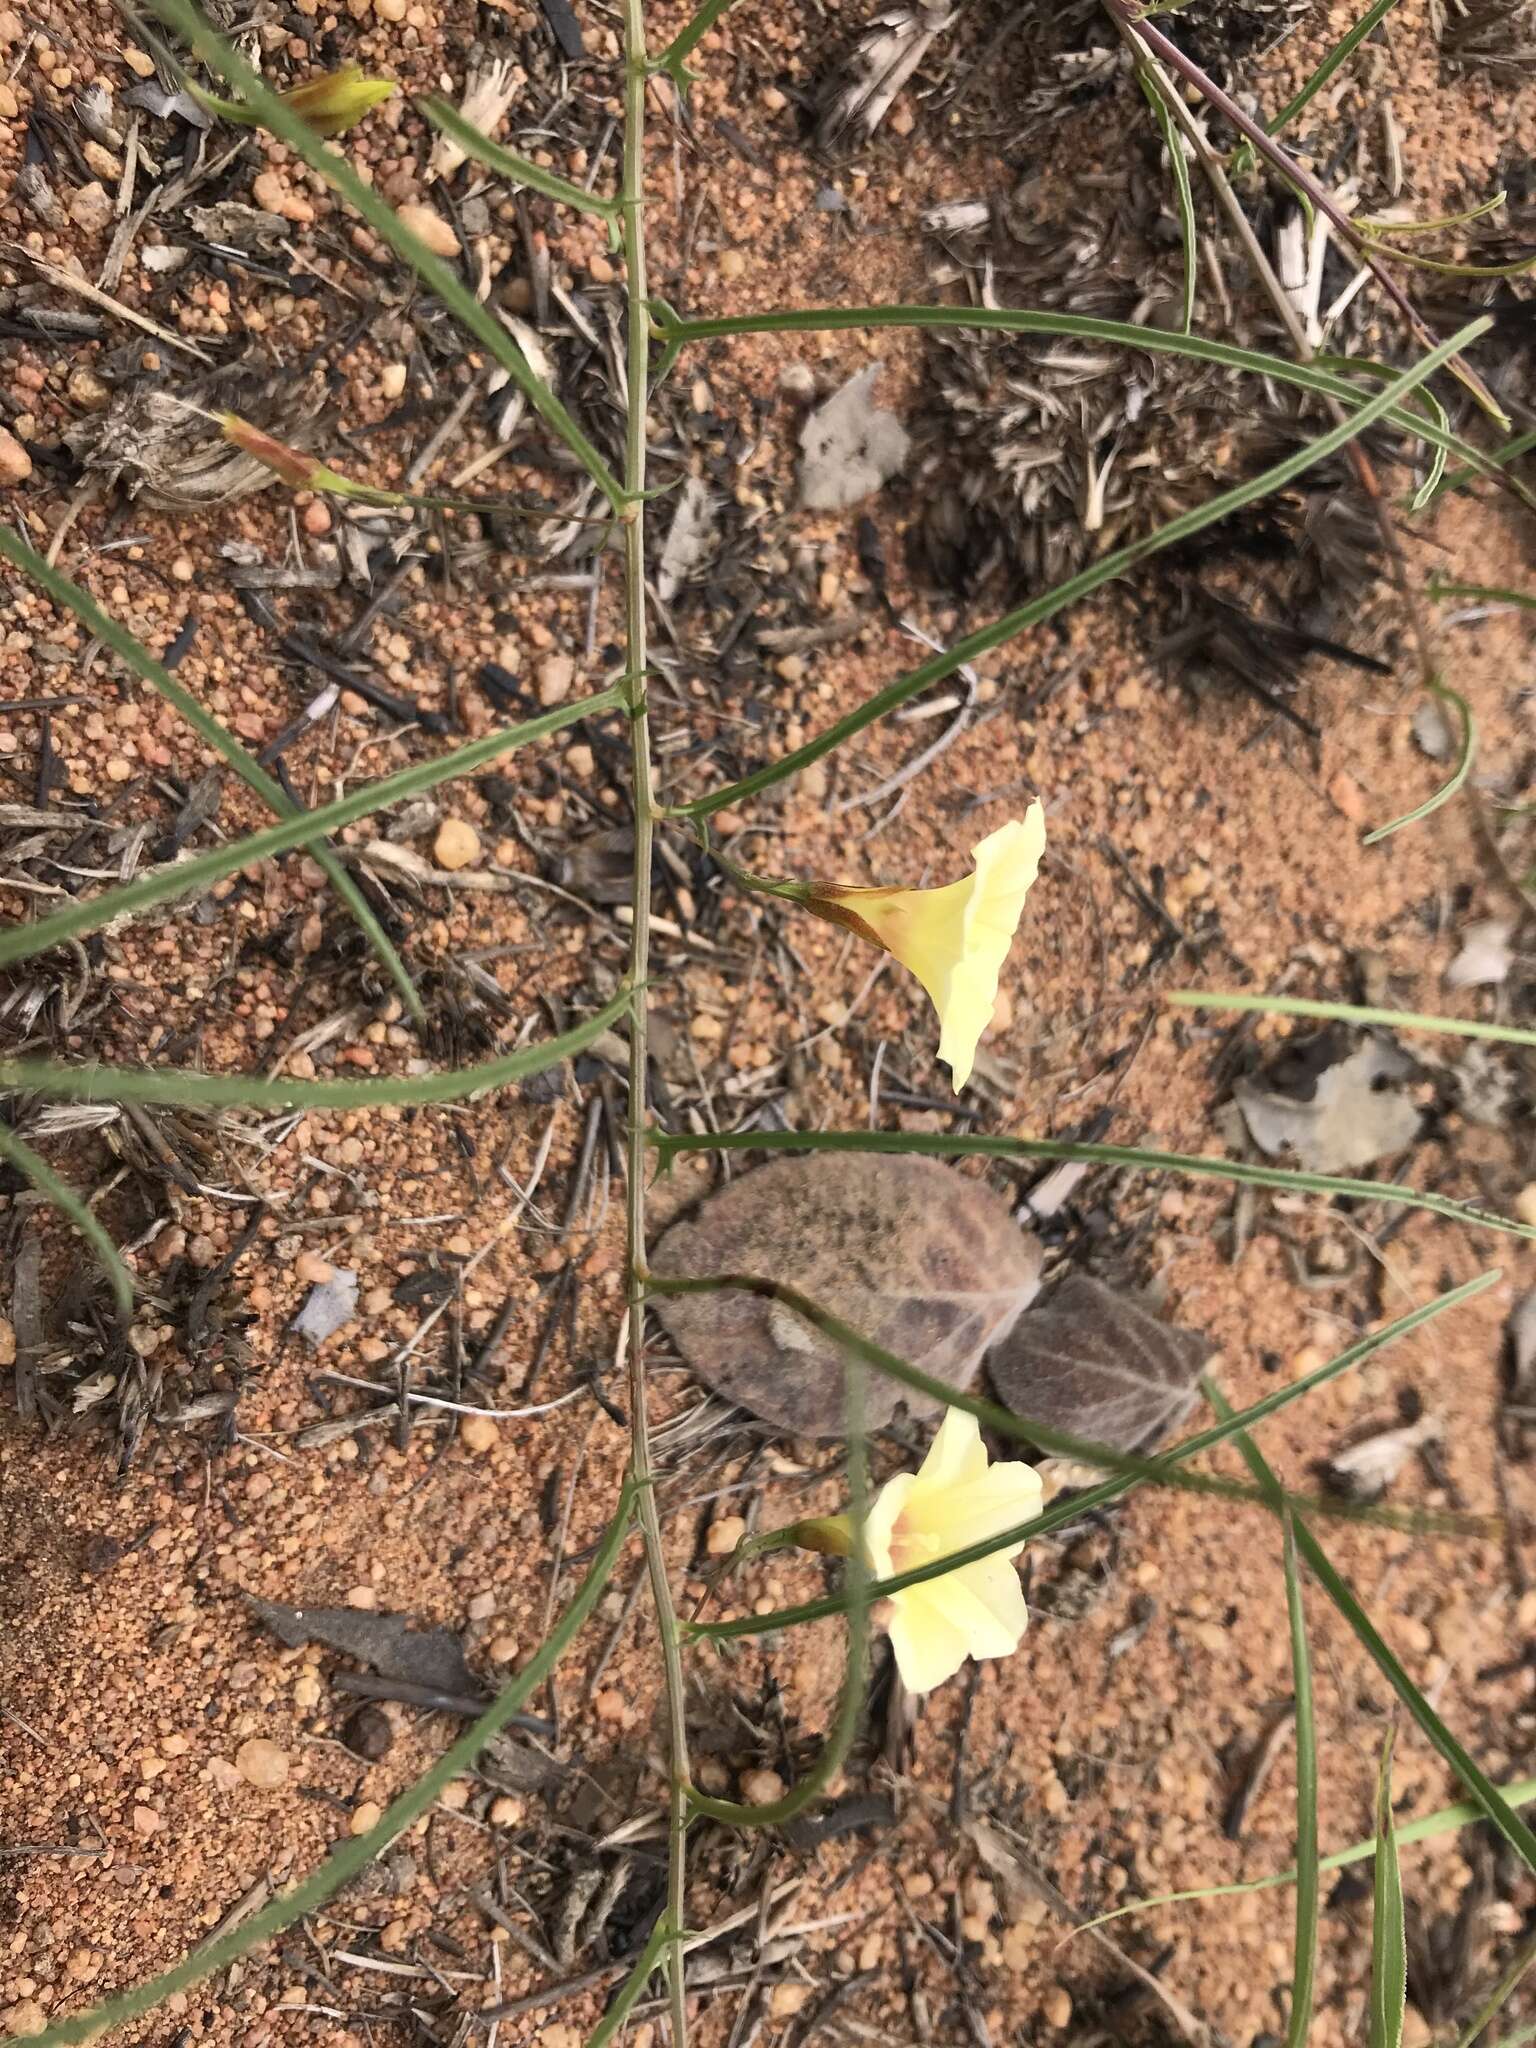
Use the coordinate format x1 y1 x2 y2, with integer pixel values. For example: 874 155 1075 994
1232 1029 1423 1175
188 202 290 252
1324 1414 1437 1502
1446 918 1512 991
798 365 910 512
817 3 958 145
986 1275 1213 1455
656 476 718 602
650 1154 1040 1437
248 1598 477 1695
291 1268 359 1347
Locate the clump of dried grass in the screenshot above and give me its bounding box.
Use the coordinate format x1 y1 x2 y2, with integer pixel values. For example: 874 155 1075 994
1439 0 1536 76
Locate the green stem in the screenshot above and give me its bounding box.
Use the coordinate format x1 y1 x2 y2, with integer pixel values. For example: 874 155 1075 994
584 1917 675 2048
418 96 621 218
649 1126 1534 1242
29 1481 636 2048
0 523 424 1028
616 7 691 2043
666 320 1489 818
654 0 742 83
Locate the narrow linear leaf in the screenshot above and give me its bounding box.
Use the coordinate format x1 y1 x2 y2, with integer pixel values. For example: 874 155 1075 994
1139 69 1198 331
418 96 619 218
1425 426 1536 506
650 1127 1535 1243
1429 577 1536 611
141 0 624 508
1073 1773 1536 1939
1363 681 1476 843
0 1125 134 1321
0 985 633 1112
1371 1726 1408 2048
1216 1392 1536 1876
685 1271 1496 1640
1168 989 1536 1051
1264 0 1402 140
669 320 1490 816
26 1482 635 2048
0 522 424 1027
0 686 622 971
584 1920 676 2048
1449 1932 1536 2048
1285 1514 1320 2048
649 303 1520 502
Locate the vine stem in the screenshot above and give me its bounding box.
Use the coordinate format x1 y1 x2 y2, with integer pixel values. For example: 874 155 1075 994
618 3 693 2042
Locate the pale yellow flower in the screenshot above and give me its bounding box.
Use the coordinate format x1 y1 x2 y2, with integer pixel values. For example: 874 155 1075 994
863 1407 1042 1695
804 807 1045 1090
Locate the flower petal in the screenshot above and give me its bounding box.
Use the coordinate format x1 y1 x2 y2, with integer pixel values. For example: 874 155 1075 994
908 1405 989 1499
944 1553 1030 1655
935 810 1045 1089
887 1582 975 1694
904 1459 1043 1559
862 1470 914 1579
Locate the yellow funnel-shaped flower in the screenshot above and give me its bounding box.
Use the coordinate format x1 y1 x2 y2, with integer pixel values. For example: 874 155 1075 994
806 807 1045 1091
864 1407 1041 1695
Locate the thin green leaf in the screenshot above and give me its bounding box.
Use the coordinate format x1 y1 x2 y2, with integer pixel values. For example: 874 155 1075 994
418 96 620 217
653 0 741 85
1450 1933 1536 2048
683 1271 1497 1641
1263 0 1402 141
1072 1773 1536 1938
0 1125 134 1321
1219 1396 1536 1877
1363 679 1475 843
1429 577 1536 611
1167 989 1536 1051
649 302 1517 499
0 986 633 1112
1358 192 1509 236
140 0 624 509
0 685 622 972
664 319 1491 817
0 523 424 1028
1371 1726 1408 2048
28 1480 636 2048
1139 69 1197 331
1284 1515 1320 2048
1424 426 1536 506
650 1127 1535 1243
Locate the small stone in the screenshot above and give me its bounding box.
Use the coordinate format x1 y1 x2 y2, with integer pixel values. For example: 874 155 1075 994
594 1688 626 1722
350 1799 383 1837
131 1804 162 1837
69 181 113 235
342 1706 393 1760
302 499 331 537
292 1671 321 1710
171 555 194 582
459 1412 499 1453
4 2002 47 2038
773 653 806 684
235 1737 290 1789
380 361 408 400
0 428 32 486
397 203 460 258
0 1317 15 1368
373 0 407 18
251 170 314 225
466 1590 498 1621
0 82 16 118
769 1985 810 2019
434 817 481 870
489 1794 524 1826
1515 1183 1536 1228
1043 1987 1073 2029
719 248 745 280
1327 769 1367 825
295 1251 335 1286
439 1779 471 1810
105 756 133 783
67 366 110 410
82 140 122 180
537 653 575 707
706 1515 745 1557
778 362 816 400
761 85 787 111
888 100 915 136
487 1632 520 1663
122 44 156 75
739 1767 785 1805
